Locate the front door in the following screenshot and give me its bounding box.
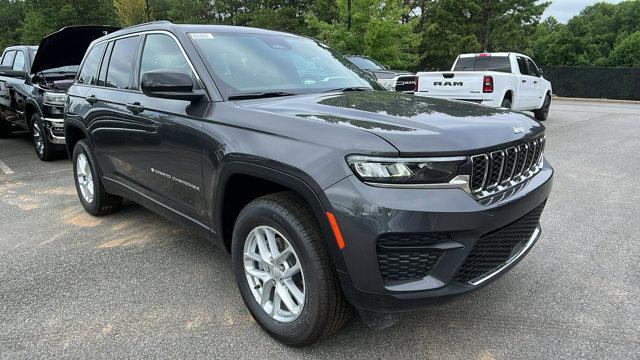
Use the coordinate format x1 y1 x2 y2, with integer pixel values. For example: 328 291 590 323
125 33 208 227
516 56 537 110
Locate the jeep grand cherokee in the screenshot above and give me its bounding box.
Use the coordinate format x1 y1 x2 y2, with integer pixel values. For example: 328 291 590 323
64 22 553 346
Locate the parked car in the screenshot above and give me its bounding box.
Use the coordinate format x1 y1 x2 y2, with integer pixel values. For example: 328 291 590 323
65 22 553 346
345 55 416 92
415 52 552 121
0 25 118 160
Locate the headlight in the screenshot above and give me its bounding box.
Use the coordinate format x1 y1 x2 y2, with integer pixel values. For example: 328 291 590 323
346 155 466 184
377 78 397 90
43 92 68 106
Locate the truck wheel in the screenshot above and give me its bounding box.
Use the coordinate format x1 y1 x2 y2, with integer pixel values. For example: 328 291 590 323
0 121 11 138
500 98 512 109
534 94 551 121
31 114 57 161
72 139 123 216
231 192 351 346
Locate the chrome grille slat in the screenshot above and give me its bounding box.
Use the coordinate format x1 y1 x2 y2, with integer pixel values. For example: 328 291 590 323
469 136 545 200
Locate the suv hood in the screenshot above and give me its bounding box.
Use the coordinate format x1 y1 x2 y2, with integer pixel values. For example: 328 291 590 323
30 25 120 75
238 91 544 155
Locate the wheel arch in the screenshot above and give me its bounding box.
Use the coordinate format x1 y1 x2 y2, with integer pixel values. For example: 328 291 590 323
214 160 348 273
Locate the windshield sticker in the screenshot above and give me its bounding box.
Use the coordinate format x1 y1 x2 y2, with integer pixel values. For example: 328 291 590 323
190 33 214 40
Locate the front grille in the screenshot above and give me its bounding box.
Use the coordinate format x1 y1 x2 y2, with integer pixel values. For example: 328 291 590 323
470 136 545 198
453 201 546 284
377 233 447 282
394 76 416 92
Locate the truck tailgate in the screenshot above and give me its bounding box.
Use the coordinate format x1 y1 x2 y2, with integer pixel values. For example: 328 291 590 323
416 71 485 98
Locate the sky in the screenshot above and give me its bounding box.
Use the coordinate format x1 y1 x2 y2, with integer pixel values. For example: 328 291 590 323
542 0 625 23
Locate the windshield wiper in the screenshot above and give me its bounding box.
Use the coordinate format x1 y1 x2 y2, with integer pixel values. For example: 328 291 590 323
322 86 371 93
228 91 297 100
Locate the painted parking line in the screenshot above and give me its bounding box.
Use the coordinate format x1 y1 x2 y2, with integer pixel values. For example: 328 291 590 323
0 160 14 175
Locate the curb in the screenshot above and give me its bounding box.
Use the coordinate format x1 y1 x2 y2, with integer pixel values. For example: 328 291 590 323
552 96 640 104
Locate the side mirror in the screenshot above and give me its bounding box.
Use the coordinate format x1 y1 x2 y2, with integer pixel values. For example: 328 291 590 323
140 69 205 102
0 66 26 79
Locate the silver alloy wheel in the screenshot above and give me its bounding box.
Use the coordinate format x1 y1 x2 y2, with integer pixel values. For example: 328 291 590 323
76 153 95 203
32 122 44 155
243 225 305 323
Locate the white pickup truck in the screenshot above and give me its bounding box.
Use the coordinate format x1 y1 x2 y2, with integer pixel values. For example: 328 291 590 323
415 52 552 120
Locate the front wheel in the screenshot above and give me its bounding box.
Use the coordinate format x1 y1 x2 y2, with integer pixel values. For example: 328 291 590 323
231 192 351 346
0 117 12 138
534 94 551 121
72 139 123 216
31 114 60 161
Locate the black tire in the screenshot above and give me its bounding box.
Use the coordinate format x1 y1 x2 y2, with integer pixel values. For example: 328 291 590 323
501 97 512 109
31 114 60 161
0 117 11 138
534 94 551 121
72 139 123 216
231 192 351 346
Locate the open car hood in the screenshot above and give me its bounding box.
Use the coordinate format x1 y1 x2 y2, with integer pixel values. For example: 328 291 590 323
30 25 120 75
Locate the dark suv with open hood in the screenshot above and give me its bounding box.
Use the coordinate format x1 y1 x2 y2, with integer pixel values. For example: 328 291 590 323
346 55 416 92
64 22 553 346
0 25 118 160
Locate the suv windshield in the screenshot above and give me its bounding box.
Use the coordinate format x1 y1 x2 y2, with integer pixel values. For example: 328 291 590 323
453 56 511 73
346 56 385 70
190 33 378 98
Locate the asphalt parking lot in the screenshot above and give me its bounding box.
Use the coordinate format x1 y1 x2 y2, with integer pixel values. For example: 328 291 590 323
1 98 639 359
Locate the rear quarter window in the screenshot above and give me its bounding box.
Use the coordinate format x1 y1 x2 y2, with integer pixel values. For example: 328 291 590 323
77 43 106 85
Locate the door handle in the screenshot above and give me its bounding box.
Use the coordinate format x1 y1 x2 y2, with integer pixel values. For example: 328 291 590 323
521 80 527 83
126 102 144 114
534 81 538 84
86 95 99 105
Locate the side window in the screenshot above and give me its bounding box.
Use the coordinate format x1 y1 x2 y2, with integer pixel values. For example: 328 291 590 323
106 36 140 90
97 42 113 87
526 59 540 77
1 51 16 67
12 51 25 71
517 57 530 76
77 43 106 85
139 34 198 87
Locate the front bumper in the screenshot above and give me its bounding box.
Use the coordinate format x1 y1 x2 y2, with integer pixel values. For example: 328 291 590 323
324 161 553 313
40 117 65 144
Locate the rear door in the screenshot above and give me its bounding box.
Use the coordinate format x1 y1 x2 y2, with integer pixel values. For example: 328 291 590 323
124 33 208 228
82 36 141 185
515 56 537 109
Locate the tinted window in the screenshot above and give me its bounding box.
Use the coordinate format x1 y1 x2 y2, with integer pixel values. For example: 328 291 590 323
453 56 511 73
78 43 106 85
517 57 530 75
347 56 384 70
191 33 375 97
1 51 15 67
140 34 197 86
97 42 113 87
106 36 140 89
12 51 25 71
527 59 540 77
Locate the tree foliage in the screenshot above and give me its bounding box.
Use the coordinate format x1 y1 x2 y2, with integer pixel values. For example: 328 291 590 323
0 0 638 70
306 0 420 70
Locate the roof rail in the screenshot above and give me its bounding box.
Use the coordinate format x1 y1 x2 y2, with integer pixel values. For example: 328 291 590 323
125 20 173 29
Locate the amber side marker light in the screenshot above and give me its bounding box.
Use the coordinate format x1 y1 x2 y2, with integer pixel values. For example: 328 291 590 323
326 212 346 249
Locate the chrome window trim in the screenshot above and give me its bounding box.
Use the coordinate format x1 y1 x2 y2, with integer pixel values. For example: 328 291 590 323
88 30 209 99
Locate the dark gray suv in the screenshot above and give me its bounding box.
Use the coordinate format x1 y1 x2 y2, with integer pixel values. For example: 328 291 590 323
64 22 553 346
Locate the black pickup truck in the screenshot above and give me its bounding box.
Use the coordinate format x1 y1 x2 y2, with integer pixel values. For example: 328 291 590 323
0 25 118 160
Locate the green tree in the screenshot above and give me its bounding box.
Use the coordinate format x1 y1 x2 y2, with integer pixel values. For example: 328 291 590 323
306 0 420 70
19 0 117 44
608 30 640 67
417 0 549 70
0 0 26 51
114 0 149 26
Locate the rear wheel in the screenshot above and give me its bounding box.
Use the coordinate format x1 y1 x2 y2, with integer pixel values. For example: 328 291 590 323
534 94 551 121
0 116 11 138
72 139 123 216
231 192 351 346
501 97 512 109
